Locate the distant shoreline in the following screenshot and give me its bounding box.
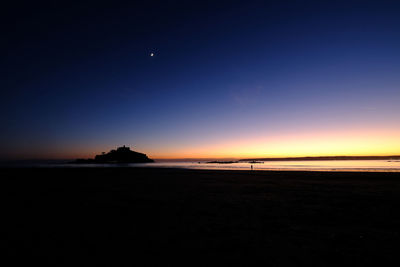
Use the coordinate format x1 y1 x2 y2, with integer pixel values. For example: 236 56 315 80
240 155 400 161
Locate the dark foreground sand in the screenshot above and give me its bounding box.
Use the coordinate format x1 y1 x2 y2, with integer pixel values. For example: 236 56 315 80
1 168 400 266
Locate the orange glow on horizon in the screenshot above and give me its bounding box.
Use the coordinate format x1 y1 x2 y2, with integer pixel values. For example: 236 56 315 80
146 127 400 159
7 127 399 160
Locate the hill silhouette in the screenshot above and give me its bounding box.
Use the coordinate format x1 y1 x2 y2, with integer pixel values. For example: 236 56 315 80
74 146 154 163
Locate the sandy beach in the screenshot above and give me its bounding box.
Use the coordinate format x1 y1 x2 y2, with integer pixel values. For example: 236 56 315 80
2 167 400 266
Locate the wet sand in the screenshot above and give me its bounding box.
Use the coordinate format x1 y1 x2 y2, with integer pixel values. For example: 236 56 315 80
2 168 400 266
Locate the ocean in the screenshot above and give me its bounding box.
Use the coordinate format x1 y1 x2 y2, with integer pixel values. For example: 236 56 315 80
2 159 400 172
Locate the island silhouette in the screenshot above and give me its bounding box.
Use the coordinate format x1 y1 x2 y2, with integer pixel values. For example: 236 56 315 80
74 145 154 163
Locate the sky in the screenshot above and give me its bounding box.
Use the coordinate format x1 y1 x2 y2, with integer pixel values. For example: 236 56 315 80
1 0 400 160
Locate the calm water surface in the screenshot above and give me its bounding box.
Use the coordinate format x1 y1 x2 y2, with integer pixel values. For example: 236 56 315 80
4 160 400 172
138 160 400 172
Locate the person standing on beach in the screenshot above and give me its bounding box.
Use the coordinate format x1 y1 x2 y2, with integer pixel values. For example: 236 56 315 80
251 165 253 170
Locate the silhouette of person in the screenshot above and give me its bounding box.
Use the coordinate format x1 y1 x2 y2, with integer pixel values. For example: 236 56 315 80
251 165 253 170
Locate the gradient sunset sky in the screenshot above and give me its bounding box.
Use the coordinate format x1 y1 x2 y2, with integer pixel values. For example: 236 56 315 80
2 0 400 160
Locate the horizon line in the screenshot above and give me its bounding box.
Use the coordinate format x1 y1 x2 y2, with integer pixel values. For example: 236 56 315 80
1 154 400 162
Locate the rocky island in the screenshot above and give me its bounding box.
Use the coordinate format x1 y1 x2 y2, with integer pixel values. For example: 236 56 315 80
74 145 154 163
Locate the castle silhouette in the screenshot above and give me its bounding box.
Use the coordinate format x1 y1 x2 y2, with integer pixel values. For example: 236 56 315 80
75 145 154 163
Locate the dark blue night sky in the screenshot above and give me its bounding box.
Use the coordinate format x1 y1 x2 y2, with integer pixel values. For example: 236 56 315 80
2 0 400 159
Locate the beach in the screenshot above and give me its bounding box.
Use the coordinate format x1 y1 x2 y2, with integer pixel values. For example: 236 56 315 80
2 167 400 266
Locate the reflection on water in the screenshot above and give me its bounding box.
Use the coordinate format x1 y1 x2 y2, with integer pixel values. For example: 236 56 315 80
138 160 400 172
4 160 400 172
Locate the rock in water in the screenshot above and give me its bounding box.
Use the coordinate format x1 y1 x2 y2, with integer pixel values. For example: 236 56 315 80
74 145 154 163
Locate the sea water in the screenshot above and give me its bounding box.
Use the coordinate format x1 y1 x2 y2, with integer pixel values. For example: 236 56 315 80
3 160 400 172
134 160 400 172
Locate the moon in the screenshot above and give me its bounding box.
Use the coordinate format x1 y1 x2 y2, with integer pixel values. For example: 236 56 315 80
150 53 154 57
